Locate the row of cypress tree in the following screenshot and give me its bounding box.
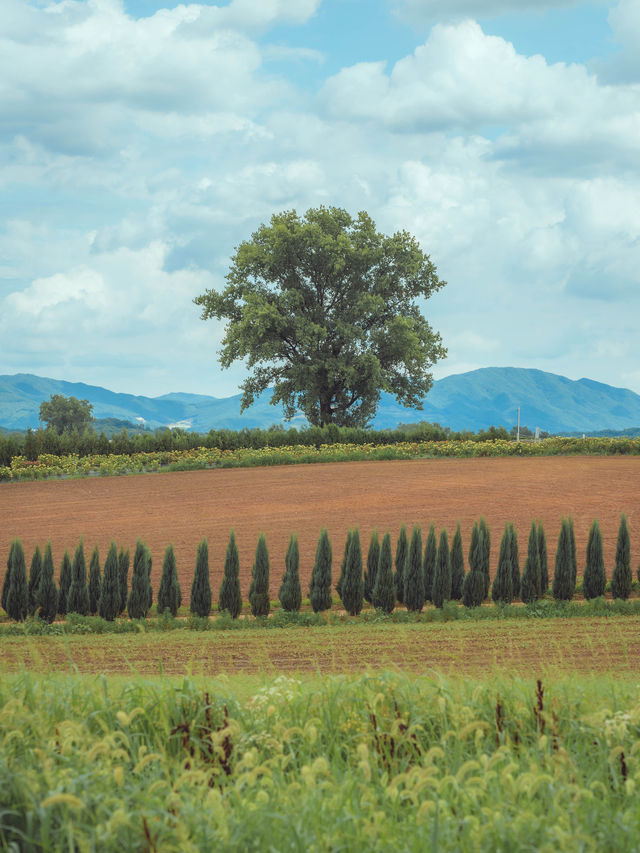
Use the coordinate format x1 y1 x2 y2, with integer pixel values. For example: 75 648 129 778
1 515 633 622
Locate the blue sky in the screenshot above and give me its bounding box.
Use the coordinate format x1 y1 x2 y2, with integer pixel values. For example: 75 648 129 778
1 0 639 401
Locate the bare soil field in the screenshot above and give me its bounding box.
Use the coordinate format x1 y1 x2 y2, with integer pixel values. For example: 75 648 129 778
1 456 637 596
2 618 639 678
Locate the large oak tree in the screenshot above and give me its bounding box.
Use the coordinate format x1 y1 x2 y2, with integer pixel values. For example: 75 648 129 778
195 206 446 427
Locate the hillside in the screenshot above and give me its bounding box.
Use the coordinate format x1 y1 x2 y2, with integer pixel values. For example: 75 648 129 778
1 368 639 434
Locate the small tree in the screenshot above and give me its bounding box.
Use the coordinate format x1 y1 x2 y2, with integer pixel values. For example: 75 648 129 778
363 530 380 605
611 514 632 600
1 541 15 615
58 550 72 616
309 529 333 614
219 531 242 618
157 543 182 617
404 526 424 613
432 529 451 609
99 542 121 621
27 545 43 617
67 540 90 616
538 521 548 594
249 533 271 617
450 522 465 601
128 539 150 619
7 540 28 621
38 542 58 623
552 519 573 601
394 525 408 605
341 529 364 616
190 538 212 618
423 523 437 604
567 517 577 592
279 534 302 613
479 517 491 598
118 547 130 615
520 522 540 605
373 532 395 614
146 549 153 612
491 525 513 605
583 519 606 600
509 523 520 600
336 531 352 600
462 527 485 608
88 545 101 615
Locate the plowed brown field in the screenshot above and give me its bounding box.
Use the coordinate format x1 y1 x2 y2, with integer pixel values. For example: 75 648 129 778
2 456 638 596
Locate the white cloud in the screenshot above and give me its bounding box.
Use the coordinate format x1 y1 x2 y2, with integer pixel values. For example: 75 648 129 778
392 0 604 25
596 0 640 82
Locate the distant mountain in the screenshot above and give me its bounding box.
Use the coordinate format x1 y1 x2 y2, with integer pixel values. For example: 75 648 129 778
1 368 640 434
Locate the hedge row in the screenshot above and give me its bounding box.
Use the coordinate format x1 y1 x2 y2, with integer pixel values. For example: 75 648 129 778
1 516 634 624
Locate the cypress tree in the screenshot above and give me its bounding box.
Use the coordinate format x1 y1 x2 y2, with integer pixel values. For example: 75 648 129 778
58 550 72 616
7 540 28 622
190 538 212 618
567 516 577 592
423 523 437 604
394 525 408 605
538 521 548 594
468 522 480 574
432 529 452 609
450 522 465 601
520 522 540 605
99 542 121 621
373 532 395 614
479 517 491 598
27 545 43 617
118 547 130 615
2 541 15 615
492 524 513 605
157 543 181 617
509 523 520 600
146 548 153 612
88 545 101 615
249 533 271 617
309 529 332 614
38 542 58 623
404 525 424 612
67 540 90 616
341 528 364 616
336 531 352 600
463 527 485 608
363 530 380 605
280 534 302 613
128 539 150 619
583 519 606 600
219 531 242 618
552 519 573 601
611 514 632 601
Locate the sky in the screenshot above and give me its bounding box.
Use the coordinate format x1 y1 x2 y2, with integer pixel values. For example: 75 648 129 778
1 0 639 399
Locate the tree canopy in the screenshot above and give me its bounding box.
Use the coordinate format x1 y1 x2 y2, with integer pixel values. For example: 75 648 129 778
39 394 94 433
194 206 446 427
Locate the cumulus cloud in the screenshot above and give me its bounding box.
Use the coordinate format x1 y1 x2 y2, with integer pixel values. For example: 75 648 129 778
392 0 603 25
596 0 640 82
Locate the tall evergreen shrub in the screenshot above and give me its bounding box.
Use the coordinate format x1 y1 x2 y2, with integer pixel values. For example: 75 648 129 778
404 526 424 612
432 529 451 609
520 523 540 605
190 538 212 617
7 540 28 621
127 539 150 619
88 545 101 615
567 517 577 591
509 523 520 600
538 521 548 594
479 518 491 598
157 543 181 617
373 532 395 614
363 530 380 605
341 529 364 616
423 523 437 604
67 540 89 616
552 519 573 601
583 519 606 600
394 525 408 605
219 531 242 618
38 542 58 623
146 549 153 612
118 548 129 615
450 522 465 601
58 550 72 616
1 542 15 614
336 531 352 600
611 514 632 600
309 529 332 614
249 533 271 617
99 542 121 621
491 524 513 605
279 534 302 612
462 528 485 608
27 545 43 617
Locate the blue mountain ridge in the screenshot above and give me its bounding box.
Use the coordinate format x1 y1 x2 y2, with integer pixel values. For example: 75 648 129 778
1 368 639 434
